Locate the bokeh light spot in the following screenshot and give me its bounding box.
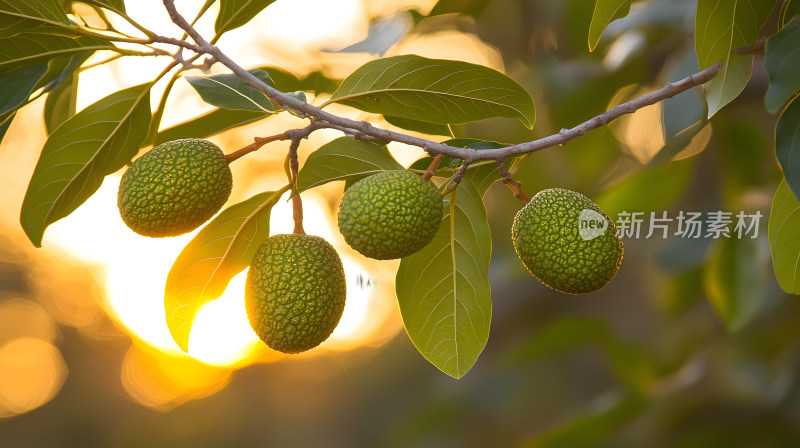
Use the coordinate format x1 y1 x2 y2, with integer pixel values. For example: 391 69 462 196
0 338 67 418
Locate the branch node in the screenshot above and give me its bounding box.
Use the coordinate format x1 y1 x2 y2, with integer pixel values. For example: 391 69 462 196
441 162 469 196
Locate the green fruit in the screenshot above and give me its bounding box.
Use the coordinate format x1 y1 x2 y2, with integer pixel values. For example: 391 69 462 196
245 234 346 354
337 170 442 260
118 138 232 237
511 188 623 294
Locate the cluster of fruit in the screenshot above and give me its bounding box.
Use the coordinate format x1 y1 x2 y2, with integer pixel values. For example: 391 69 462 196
118 139 623 353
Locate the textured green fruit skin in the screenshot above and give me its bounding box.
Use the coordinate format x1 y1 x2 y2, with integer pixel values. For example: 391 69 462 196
245 234 346 354
118 138 232 237
511 188 623 294
337 170 442 260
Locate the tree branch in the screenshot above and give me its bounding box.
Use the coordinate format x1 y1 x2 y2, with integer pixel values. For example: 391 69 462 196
160 0 763 165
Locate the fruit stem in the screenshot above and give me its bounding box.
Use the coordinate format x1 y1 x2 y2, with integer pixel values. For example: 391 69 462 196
287 139 306 235
503 178 531 203
292 194 305 234
422 154 444 181
497 159 530 203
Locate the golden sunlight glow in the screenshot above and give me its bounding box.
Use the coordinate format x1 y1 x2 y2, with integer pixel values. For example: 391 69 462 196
394 31 505 71
44 173 401 376
672 124 713 161
608 86 664 164
0 0 485 411
257 0 366 50
45 176 195 355
187 272 260 366
610 85 712 164
0 299 67 419
0 338 67 418
620 100 665 164
121 344 232 412
0 298 58 345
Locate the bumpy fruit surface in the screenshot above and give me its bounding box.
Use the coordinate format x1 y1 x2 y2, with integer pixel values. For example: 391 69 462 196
118 138 232 237
337 170 442 260
511 188 623 294
245 234 346 354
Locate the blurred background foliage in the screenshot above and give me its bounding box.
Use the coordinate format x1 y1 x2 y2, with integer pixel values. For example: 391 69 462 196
1 0 798 446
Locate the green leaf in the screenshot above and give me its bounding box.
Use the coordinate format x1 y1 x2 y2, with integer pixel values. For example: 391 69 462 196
647 120 709 167
165 188 286 352
186 69 276 113
80 0 125 14
780 0 800 27
155 108 269 145
764 16 800 112
0 63 48 116
383 115 452 136
43 69 78 134
34 51 92 92
588 0 632 51
777 96 800 199
215 0 277 35
0 33 114 71
259 67 339 95
704 236 771 331
661 46 707 141
0 0 68 26
196 0 218 21
695 0 777 117
0 0 74 38
768 180 800 294
20 83 152 247
428 0 490 17
396 179 492 378
325 55 536 129
296 137 403 192
36 52 95 134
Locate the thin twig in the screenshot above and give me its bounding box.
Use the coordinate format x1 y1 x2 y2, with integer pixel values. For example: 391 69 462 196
224 121 337 164
70 25 152 44
119 11 157 39
225 132 290 164
732 37 767 54
78 53 124 71
110 47 171 57
422 155 444 181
